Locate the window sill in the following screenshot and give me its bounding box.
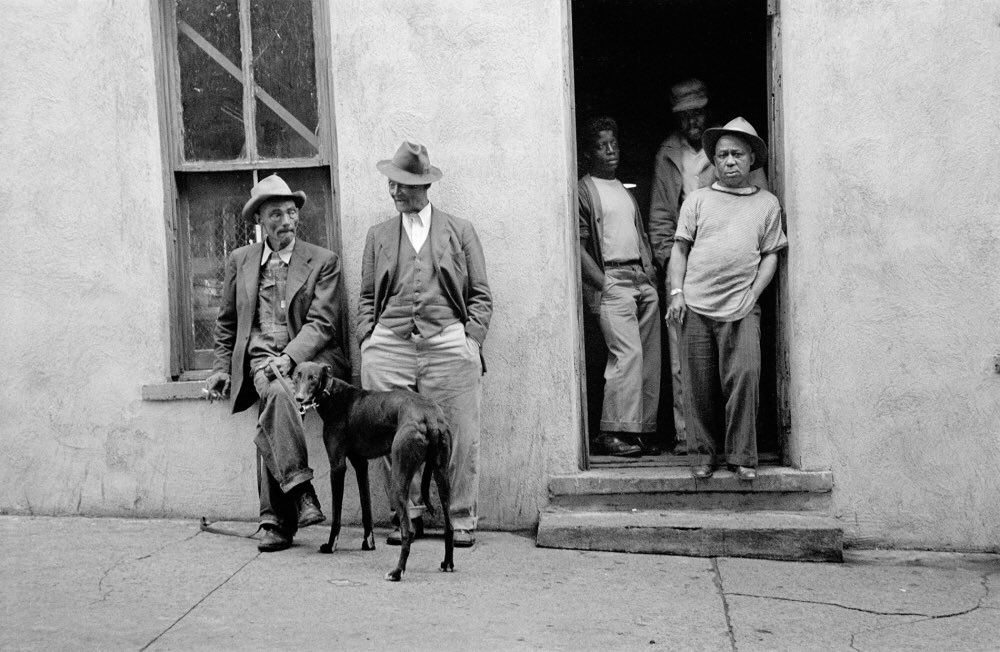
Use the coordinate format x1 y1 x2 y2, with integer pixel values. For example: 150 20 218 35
141 381 207 401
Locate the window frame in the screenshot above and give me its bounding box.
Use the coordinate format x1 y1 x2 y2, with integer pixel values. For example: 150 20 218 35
151 0 341 379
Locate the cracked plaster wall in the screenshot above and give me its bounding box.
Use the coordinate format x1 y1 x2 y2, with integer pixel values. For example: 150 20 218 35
2 0 999 547
780 0 1000 548
0 0 580 530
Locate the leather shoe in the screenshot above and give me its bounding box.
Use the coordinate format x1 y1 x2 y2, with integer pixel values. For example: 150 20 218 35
691 464 714 479
257 526 292 552
296 487 325 528
591 433 641 457
453 529 475 548
386 516 424 546
736 466 757 481
632 435 662 456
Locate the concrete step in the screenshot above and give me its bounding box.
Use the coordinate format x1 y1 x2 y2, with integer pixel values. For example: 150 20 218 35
536 509 843 562
548 465 833 511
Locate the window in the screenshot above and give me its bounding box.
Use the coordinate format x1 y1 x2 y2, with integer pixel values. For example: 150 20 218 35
154 0 338 377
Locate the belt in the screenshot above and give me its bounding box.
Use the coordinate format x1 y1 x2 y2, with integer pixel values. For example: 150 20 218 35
604 259 641 268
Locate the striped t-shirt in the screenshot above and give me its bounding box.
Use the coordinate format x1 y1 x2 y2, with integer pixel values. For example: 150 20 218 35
675 184 787 321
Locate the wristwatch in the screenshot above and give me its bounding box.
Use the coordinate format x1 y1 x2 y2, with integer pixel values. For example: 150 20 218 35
670 288 684 296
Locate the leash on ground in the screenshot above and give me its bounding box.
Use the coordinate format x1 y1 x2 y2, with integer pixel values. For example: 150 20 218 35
199 517 263 538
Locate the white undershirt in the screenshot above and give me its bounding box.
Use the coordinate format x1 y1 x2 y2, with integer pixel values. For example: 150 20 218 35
403 203 433 252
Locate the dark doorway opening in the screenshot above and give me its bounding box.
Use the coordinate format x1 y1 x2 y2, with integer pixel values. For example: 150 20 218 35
573 0 781 464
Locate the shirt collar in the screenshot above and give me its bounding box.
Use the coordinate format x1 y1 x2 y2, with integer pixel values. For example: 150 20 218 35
405 202 433 227
261 238 295 265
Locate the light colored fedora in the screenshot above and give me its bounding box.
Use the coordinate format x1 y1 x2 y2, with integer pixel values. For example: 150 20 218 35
670 79 709 113
242 174 307 221
377 141 443 185
702 117 768 170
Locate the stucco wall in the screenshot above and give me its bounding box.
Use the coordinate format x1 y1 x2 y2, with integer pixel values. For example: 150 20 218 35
0 0 581 529
781 0 1000 548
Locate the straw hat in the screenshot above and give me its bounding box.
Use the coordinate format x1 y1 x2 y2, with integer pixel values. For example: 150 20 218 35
241 174 307 221
701 117 768 170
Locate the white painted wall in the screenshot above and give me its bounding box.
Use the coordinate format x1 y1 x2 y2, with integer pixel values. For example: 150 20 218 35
2 0 999 549
0 0 581 530
781 0 1000 548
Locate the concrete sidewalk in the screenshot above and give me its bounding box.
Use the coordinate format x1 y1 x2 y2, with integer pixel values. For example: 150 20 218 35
1 515 997 651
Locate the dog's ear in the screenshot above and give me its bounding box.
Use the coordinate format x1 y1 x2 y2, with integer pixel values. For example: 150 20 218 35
321 363 333 382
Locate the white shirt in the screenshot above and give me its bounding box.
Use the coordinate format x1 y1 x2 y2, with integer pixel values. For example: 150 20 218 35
403 202 432 252
260 238 295 266
592 176 642 263
680 140 710 198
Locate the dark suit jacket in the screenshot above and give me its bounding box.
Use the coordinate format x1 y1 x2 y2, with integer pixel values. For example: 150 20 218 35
357 206 492 355
213 239 350 414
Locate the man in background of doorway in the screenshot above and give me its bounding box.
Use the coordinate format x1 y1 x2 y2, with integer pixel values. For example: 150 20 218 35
665 117 786 481
649 79 768 455
579 116 661 458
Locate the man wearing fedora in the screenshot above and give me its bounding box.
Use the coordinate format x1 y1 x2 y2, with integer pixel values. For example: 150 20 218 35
205 174 350 551
665 117 786 482
359 142 492 548
649 79 768 456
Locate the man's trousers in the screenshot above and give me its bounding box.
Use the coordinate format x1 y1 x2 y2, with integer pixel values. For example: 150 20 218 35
361 322 483 532
598 265 661 433
253 370 314 534
681 306 761 468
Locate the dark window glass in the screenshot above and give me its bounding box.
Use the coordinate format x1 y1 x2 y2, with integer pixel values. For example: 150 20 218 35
251 0 319 158
176 0 246 161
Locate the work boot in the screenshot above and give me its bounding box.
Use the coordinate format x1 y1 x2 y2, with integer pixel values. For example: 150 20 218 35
258 525 292 552
295 484 325 528
591 433 641 457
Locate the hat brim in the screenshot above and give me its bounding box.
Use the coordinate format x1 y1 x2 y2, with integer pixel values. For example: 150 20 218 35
242 191 307 221
702 128 768 171
377 160 442 185
671 97 708 113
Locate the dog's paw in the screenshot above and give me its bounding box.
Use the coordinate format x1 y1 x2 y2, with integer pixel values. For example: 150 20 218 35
319 542 336 554
384 569 403 582
440 561 454 573
361 533 376 551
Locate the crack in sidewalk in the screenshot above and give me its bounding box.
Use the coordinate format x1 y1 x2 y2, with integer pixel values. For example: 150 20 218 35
712 558 739 652
846 569 997 651
139 552 261 651
92 528 206 605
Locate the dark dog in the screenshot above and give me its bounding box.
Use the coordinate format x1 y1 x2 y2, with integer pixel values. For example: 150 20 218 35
292 361 454 581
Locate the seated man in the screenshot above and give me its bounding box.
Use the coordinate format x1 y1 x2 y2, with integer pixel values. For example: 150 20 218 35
578 117 661 457
205 174 350 551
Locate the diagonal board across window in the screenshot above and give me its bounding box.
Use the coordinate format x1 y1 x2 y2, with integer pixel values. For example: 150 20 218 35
156 0 339 377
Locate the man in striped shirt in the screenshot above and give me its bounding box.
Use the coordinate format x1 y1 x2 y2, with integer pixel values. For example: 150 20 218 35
665 118 787 482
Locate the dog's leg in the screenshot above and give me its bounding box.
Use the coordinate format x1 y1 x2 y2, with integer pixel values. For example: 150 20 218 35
349 454 376 551
319 463 346 554
434 434 455 573
385 467 411 582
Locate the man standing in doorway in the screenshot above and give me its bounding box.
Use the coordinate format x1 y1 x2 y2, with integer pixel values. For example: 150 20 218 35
649 79 768 455
205 174 351 552
579 116 661 458
665 117 787 481
359 141 492 549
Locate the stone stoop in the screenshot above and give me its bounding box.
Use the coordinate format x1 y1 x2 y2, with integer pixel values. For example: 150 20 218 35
536 466 843 562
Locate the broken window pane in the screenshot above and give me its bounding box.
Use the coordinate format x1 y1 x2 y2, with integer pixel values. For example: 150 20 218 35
176 0 245 161
251 0 319 158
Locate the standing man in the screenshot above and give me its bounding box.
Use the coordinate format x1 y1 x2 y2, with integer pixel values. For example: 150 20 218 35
359 141 492 549
578 117 661 458
665 117 787 481
205 174 351 552
649 79 768 455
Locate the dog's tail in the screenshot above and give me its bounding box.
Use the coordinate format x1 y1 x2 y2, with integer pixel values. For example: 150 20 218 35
420 463 436 518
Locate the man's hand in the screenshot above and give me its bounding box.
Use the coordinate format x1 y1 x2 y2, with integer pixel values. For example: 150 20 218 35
665 294 687 325
204 372 231 401
260 354 293 380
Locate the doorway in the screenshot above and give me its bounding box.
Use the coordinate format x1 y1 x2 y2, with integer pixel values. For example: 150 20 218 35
572 0 782 465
